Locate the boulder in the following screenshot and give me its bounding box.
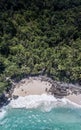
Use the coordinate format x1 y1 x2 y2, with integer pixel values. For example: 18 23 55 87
13 95 19 100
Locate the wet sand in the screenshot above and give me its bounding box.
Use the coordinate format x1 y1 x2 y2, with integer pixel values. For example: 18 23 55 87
66 94 81 105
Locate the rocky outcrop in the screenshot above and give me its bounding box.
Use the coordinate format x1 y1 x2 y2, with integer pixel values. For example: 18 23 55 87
49 82 81 98
0 93 10 108
48 83 68 98
0 78 16 108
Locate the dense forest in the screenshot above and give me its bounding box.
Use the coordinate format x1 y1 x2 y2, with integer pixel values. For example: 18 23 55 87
0 0 81 94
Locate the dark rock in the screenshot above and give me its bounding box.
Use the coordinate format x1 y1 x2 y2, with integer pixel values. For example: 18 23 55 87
0 93 9 108
13 95 19 100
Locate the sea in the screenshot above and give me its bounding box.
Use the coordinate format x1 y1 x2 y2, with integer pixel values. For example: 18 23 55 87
0 94 81 130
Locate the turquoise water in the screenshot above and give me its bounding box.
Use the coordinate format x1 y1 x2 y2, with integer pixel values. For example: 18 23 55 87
0 107 81 130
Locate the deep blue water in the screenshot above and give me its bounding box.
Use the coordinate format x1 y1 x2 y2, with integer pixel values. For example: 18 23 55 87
0 107 81 130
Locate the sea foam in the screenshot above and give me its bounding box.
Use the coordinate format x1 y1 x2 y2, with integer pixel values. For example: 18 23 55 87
0 109 6 120
8 94 81 111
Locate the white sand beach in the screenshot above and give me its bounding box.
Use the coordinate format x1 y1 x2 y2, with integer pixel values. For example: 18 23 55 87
12 77 52 96
12 77 81 106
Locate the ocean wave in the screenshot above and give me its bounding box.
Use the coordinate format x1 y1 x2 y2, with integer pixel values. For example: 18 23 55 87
8 94 81 111
0 109 6 120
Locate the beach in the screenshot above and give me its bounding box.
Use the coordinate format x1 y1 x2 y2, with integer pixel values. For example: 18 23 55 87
12 77 52 96
1 77 81 130
11 76 81 106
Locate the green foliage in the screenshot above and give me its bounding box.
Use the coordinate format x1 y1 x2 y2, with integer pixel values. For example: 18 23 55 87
0 0 81 94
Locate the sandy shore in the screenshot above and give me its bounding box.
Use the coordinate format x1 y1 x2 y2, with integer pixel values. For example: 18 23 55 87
12 77 81 106
12 77 52 96
66 94 81 105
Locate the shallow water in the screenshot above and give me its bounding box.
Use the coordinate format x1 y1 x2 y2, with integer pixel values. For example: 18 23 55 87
0 94 81 130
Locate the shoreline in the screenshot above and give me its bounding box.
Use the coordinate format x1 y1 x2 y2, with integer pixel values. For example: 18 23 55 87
11 76 81 106
66 94 81 105
0 76 81 108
